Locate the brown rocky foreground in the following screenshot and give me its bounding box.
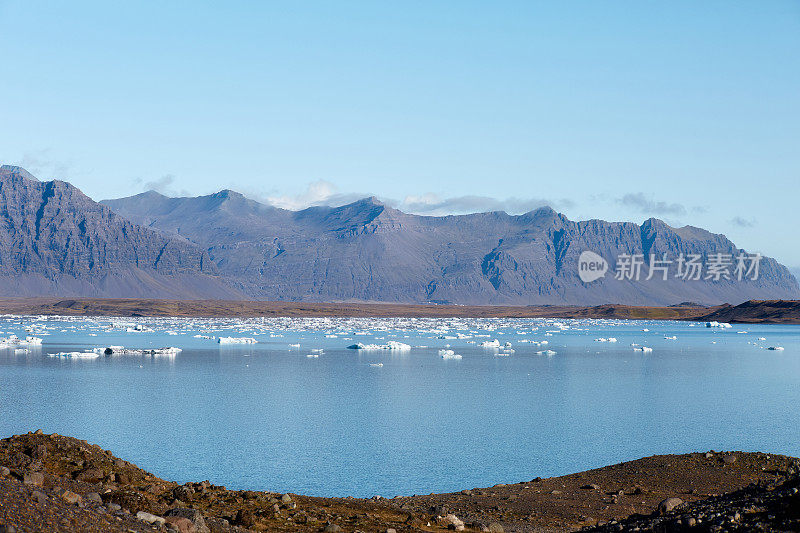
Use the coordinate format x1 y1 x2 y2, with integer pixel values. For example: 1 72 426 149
0 298 798 324
0 432 798 533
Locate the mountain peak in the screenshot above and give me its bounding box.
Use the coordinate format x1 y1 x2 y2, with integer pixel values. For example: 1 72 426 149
0 165 38 182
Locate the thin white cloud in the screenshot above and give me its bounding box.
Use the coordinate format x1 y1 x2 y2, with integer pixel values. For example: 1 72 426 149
258 180 368 210
399 193 572 215
730 216 756 228
617 192 687 216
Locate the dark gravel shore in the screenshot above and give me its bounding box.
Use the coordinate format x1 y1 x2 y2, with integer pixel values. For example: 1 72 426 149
1 431 798 532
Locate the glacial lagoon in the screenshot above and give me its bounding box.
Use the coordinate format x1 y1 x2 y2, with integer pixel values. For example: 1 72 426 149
0 315 798 498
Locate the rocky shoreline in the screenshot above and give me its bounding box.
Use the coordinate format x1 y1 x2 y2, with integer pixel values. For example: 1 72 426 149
1 298 798 324
0 432 798 532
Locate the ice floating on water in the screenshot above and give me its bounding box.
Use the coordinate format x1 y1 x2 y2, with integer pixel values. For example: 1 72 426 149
706 321 732 328
50 351 99 358
217 337 258 345
634 346 653 353
478 339 501 348
664 336 677 340
536 350 557 356
96 346 182 356
594 337 617 343
288 343 301 348
306 353 319 358
369 363 383 367
347 341 411 351
438 349 462 360
0 335 43 348
767 346 785 351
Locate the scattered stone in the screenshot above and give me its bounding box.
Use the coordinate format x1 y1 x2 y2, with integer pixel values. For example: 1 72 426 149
60 490 82 505
32 444 47 460
0 466 9 477
582 484 601 490
323 523 342 532
280 493 293 504
33 429 43 435
723 455 737 465
164 508 210 533
487 523 505 532
233 509 255 528
136 511 166 526
23 471 44 486
165 516 197 533
75 468 105 483
84 492 103 504
107 502 122 512
0 524 17 533
31 490 48 504
658 497 685 514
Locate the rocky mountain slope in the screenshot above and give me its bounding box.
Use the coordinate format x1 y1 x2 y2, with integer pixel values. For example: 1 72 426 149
103 189 799 305
0 166 240 299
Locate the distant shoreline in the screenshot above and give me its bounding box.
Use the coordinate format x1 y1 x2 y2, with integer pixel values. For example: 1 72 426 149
0 297 798 323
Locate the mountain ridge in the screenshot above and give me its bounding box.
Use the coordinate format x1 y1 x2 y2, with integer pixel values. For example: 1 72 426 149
0 165 242 299
101 183 800 305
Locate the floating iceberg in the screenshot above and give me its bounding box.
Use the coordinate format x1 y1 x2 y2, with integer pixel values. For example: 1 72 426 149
706 321 732 328
217 337 258 345
346 341 411 351
439 349 462 360
767 346 785 351
634 346 653 353
478 339 501 348
97 346 181 356
50 351 99 358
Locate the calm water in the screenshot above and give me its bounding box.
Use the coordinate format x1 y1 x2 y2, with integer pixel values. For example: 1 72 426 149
0 315 798 498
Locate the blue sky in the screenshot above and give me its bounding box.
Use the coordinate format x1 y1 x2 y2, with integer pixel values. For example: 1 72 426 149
1 1 798 266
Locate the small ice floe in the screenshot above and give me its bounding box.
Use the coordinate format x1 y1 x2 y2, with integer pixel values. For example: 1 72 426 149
193 334 213 339
288 343 301 348
767 346 785 351
664 335 677 340
306 353 319 358
0 335 43 348
504 341 512 348
346 341 411 351
633 346 653 353
706 321 732 328
594 337 617 343
165 330 178 336
439 349 462 360
97 346 181 356
369 363 384 367
14 348 28 354
642 328 650 332
478 339 501 348
217 337 258 345
758 337 767 341
536 350 557 356
126 324 153 332
50 351 99 358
